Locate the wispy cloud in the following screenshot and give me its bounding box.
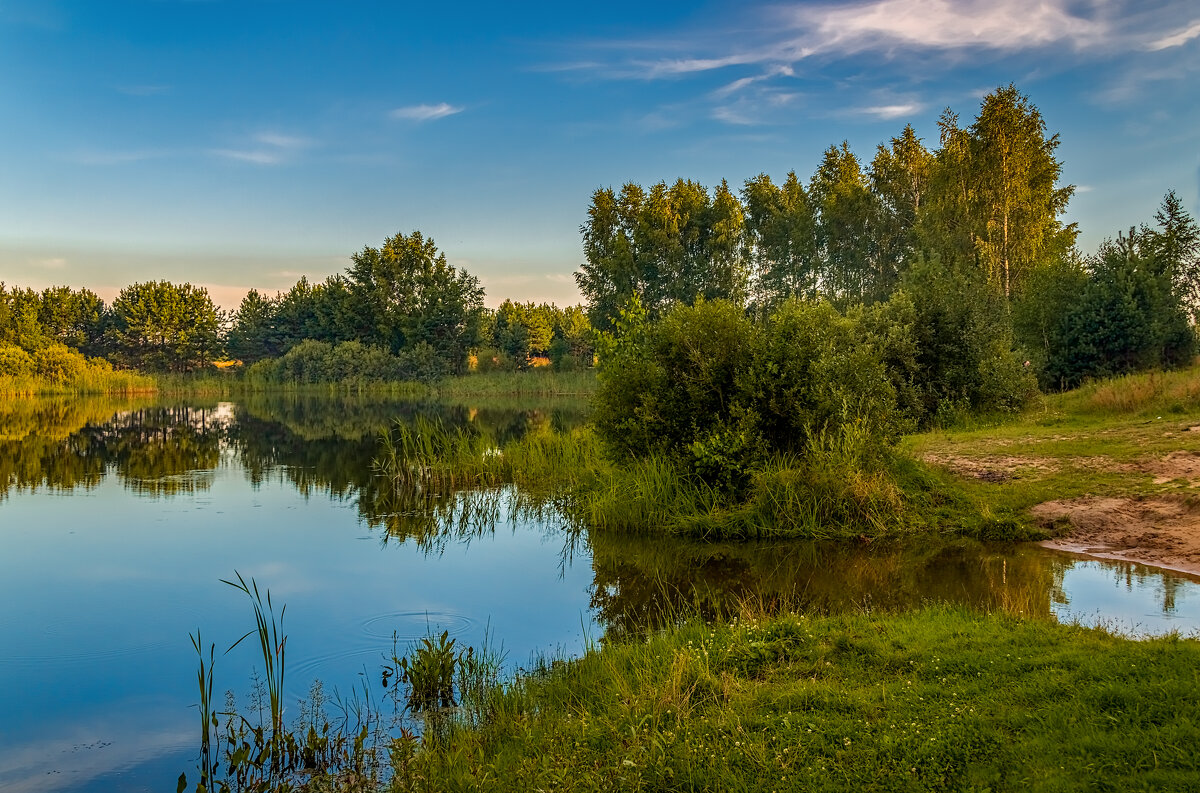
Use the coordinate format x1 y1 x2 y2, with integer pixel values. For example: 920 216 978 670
211 131 312 166
851 102 925 120
1147 19 1200 51
29 257 66 269
389 102 464 121
788 0 1111 57
559 1 1198 83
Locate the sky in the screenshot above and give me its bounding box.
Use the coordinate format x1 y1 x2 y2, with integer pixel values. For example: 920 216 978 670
1 0 1198 311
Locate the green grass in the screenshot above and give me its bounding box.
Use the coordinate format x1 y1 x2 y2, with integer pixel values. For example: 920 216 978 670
904 364 1200 518
375 420 1030 542
0 368 156 397
403 607 1200 792
433 368 597 398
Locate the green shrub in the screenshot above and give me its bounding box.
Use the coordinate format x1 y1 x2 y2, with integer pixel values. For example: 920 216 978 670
32 343 89 384
0 343 34 376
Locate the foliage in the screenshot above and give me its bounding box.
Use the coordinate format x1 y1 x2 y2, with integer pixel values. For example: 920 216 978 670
898 255 1037 419
1015 200 1199 391
244 339 444 387
576 179 749 330
347 230 484 373
106 280 223 372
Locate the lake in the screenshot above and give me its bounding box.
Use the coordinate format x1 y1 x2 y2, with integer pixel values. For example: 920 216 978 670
1 395 1198 792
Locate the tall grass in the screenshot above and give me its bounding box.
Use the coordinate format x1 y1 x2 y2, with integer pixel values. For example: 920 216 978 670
404 606 1200 792
372 418 1021 541
1048 364 1200 418
433 368 597 398
0 368 156 397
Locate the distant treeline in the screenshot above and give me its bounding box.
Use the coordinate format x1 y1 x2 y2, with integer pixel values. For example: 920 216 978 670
0 232 595 382
578 84 1199 391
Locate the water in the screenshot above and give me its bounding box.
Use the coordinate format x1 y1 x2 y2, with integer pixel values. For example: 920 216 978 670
1 395 1198 791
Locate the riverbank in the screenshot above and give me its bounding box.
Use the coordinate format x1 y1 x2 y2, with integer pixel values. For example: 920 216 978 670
908 365 1200 576
393 606 1199 792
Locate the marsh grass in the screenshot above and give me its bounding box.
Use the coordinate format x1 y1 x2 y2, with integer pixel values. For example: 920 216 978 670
1049 364 1200 418
373 417 1028 541
184 575 508 792
0 368 156 397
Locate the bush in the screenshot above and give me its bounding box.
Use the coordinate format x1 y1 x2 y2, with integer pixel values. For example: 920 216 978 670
593 298 903 494
245 339 446 386
0 343 34 377
899 255 1036 420
32 343 89 384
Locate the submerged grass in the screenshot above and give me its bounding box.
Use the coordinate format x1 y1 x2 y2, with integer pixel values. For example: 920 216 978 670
374 418 1030 542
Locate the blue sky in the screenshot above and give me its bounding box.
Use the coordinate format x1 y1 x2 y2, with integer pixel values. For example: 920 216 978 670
1 0 1198 309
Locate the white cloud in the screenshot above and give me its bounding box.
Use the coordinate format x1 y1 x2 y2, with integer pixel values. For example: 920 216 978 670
210 130 312 166
30 257 66 269
1147 20 1200 51
211 148 283 165
853 102 924 120
574 0 1200 84
389 102 464 121
790 0 1110 55
254 132 309 149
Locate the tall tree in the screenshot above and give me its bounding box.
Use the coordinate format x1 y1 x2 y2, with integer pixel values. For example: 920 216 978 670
742 171 818 312
577 179 750 329
869 125 933 289
577 185 641 332
106 281 222 372
347 231 483 373
921 86 1077 297
810 142 879 305
1147 190 1200 317
37 286 106 354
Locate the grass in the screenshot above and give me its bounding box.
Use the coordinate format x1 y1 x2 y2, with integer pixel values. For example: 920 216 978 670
188 603 1200 792
904 363 1200 518
0 368 156 397
433 369 597 398
403 606 1200 792
374 420 1030 542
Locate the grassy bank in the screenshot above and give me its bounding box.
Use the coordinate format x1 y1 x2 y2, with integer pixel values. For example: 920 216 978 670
190 606 1200 792
0 368 156 397
905 364 1200 517
377 420 1026 542
404 607 1200 792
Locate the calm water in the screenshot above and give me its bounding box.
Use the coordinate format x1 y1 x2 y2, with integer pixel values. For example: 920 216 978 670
1 395 1198 792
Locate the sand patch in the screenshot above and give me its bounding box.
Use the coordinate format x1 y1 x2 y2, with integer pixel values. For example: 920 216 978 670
1034 496 1200 576
922 454 1058 482
1144 450 1200 485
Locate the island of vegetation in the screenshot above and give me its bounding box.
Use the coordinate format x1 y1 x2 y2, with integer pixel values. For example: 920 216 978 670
4 85 1200 791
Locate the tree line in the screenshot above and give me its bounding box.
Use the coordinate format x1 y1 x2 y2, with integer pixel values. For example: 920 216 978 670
577 84 1199 391
1 231 596 379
